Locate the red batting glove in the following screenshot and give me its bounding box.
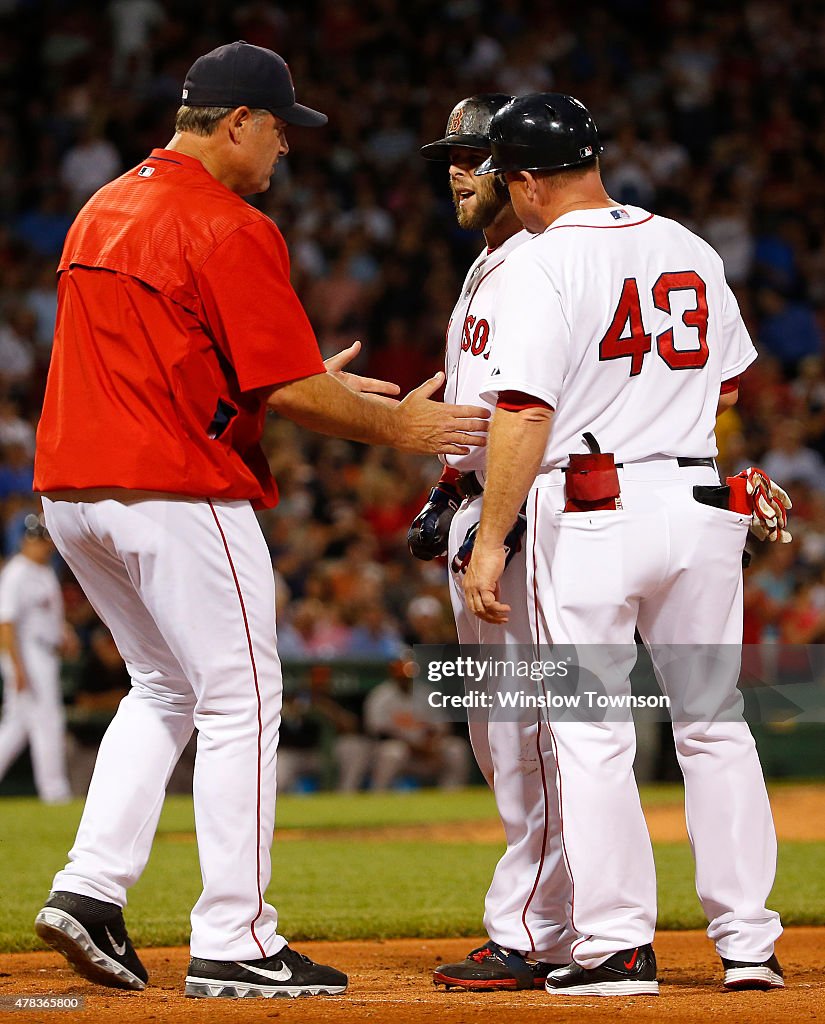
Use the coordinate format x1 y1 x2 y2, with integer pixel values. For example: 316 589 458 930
729 467 793 543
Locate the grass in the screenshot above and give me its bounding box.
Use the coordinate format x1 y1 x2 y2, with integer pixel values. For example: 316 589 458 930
1 788 823 952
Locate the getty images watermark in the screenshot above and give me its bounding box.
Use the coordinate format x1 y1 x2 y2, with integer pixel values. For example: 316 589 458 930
425 654 669 713
411 644 825 724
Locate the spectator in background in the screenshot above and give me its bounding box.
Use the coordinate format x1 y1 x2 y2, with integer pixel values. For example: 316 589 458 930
762 421 825 493
364 655 470 790
277 597 352 660
72 626 130 712
753 216 804 295
0 307 37 387
0 400 35 458
780 576 825 646
347 601 403 659
640 122 689 189
0 443 35 503
65 625 130 796
23 262 59 354
59 123 122 210
404 593 455 645
750 543 797 644
758 288 823 373
701 194 754 285
277 664 372 793
107 0 167 86
602 123 655 208
13 191 74 259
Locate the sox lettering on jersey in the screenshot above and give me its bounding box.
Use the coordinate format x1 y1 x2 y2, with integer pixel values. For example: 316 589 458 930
461 316 491 359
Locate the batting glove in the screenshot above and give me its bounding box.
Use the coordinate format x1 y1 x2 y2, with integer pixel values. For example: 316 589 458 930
408 482 461 560
731 467 793 543
450 511 527 575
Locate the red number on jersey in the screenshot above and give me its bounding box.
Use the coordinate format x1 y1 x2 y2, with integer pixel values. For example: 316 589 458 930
652 271 709 370
600 272 710 377
598 278 651 377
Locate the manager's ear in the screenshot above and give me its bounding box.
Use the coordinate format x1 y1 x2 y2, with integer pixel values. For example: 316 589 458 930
227 106 252 145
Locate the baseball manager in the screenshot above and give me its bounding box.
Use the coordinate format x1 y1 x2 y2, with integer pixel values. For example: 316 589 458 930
32 41 488 1000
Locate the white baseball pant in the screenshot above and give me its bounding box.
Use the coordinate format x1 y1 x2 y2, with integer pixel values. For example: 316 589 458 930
526 459 782 967
42 496 286 960
449 494 574 961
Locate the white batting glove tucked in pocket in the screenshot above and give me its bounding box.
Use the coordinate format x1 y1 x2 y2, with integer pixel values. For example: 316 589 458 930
728 467 793 543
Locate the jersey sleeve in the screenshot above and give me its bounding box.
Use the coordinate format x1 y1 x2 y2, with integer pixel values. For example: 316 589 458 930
719 282 757 381
0 564 22 624
198 220 326 393
479 249 570 408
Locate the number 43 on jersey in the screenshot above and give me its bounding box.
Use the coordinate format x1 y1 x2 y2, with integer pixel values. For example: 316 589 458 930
599 271 709 377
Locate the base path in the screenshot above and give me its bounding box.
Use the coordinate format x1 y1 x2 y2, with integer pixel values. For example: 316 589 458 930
3 929 822 1023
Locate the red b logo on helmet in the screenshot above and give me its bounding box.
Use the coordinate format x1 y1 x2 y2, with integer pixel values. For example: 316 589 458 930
447 107 464 135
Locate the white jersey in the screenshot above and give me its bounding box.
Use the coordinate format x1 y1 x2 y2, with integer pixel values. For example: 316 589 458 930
480 205 756 467
443 228 531 473
0 554 63 652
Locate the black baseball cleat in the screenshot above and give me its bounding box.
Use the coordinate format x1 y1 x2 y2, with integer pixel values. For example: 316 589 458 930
184 946 348 998
545 943 659 996
34 890 148 991
721 953 784 990
433 940 563 990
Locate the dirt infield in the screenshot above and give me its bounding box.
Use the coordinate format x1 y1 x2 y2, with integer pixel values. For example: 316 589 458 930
3 929 823 1023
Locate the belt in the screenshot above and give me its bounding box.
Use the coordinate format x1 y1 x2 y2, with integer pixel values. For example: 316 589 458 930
458 460 714 495
562 456 717 471
618 456 716 470
456 471 484 499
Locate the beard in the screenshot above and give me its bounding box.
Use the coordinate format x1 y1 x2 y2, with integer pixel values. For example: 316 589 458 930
452 178 508 230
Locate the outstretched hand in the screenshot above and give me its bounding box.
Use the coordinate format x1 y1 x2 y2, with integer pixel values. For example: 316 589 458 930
395 372 490 455
324 341 401 397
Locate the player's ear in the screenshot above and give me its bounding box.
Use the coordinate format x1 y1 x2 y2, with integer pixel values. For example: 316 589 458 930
515 171 535 197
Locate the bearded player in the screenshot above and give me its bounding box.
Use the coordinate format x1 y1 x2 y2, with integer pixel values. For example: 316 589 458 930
409 96 576 990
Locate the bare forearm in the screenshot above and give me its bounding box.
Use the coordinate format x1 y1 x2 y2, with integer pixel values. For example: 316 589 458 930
476 407 553 547
267 370 489 455
268 372 403 446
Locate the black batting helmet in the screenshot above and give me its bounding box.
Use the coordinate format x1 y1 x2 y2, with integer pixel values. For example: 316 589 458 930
420 94 514 159
475 93 603 175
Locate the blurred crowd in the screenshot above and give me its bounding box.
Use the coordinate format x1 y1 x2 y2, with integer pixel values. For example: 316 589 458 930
2 0 825 787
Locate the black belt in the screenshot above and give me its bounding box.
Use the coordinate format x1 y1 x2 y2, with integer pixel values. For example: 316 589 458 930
463 460 713 491
456 471 484 498
614 457 716 470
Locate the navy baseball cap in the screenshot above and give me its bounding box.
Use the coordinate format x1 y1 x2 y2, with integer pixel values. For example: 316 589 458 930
182 41 327 127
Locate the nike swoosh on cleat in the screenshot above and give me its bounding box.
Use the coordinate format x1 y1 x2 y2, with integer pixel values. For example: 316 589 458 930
623 949 639 971
104 926 127 957
235 961 292 982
